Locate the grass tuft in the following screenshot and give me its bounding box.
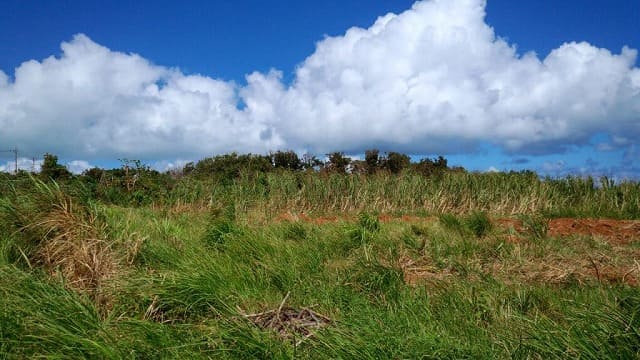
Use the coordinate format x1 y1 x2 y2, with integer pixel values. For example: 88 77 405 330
464 211 493 238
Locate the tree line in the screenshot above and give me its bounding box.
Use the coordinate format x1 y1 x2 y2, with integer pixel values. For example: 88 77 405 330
184 150 460 179
0 150 461 206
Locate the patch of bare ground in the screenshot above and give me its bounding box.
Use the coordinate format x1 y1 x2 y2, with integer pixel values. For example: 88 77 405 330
548 218 640 245
496 217 640 245
276 213 640 245
272 212 640 286
405 217 640 287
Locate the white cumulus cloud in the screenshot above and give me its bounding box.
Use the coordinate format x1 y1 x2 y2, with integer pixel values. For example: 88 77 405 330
245 0 639 154
0 157 43 173
0 0 638 164
66 160 93 174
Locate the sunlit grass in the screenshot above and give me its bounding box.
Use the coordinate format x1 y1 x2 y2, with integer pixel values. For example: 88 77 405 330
1 174 639 358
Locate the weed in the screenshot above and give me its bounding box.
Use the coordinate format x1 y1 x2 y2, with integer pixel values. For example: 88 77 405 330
358 212 381 233
349 259 405 303
204 220 236 247
464 211 493 238
0 178 116 307
519 214 550 240
438 213 464 233
283 222 307 241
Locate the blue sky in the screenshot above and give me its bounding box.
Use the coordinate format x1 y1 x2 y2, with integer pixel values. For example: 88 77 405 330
0 0 638 177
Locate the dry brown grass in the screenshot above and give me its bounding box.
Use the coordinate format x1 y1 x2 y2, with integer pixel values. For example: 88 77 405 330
5 180 120 309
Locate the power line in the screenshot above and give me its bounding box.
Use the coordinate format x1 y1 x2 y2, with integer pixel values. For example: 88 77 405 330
0 147 18 174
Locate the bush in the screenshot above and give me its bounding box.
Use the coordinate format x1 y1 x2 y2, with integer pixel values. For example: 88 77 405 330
326 152 351 174
271 150 302 171
40 153 71 181
464 211 492 238
382 152 410 174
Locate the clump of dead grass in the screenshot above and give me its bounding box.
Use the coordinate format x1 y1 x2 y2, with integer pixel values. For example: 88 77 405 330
238 293 331 346
1 178 117 308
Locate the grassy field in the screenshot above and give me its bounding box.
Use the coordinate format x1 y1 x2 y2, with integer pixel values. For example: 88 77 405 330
1 172 639 358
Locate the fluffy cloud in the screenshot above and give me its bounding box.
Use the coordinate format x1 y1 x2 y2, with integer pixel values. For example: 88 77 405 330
0 34 282 160
66 160 93 174
247 0 639 154
0 157 42 173
0 157 91 174
0 0 638 163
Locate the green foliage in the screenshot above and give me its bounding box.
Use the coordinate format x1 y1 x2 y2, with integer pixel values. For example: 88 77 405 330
349 259 405 303
412 155 449 176
464 211 493 238
364 149 381 174
326 152 351 173
283 222 307 241
40 153 71 181
358 212 381 233
515 290 640 358
0 267 118 358
192 152 272 182
271 150 302 171
347 213 380 250
439 213 465 233
204 203 238 247
3 150 640 358
382 151 411 174
519 214 550 240
204 220 236 247
78 159 176 206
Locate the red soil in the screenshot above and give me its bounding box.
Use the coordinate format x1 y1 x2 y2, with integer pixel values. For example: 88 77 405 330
548 218 640 245
276 212 640 244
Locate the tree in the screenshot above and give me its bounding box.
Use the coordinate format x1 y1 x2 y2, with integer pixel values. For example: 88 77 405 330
382 152 410 174
302 153 323 171
82 167 105 182
192 153 272 181
364 149 380 174
412 155 450 176
326 152 351 173
40 153 71 180
271 150 302 171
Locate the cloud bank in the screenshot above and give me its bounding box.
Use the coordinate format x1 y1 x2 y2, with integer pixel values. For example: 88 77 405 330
0 0 638 163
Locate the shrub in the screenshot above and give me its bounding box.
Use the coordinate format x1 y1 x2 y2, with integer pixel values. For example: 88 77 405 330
519 214 549 240
382 152 410 174
365 149 381 174
0 177 115 306
438 213 464 233
40 153 71 181
464 211 492 238
271 150 303 171
326 152 351 174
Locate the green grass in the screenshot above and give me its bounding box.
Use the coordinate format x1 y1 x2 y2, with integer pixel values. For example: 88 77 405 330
1 174 639 358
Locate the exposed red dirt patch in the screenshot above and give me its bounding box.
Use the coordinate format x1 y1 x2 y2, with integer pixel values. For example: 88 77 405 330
494 218 640 245
275 212 640 245
548 218 640 245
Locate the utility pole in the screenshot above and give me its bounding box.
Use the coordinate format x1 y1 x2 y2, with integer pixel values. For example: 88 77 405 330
0 147 18 174
13 147 18 174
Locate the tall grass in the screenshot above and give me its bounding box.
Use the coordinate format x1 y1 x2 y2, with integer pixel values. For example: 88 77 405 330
0 178 117 307
1 173 639 358
161 172 640 220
